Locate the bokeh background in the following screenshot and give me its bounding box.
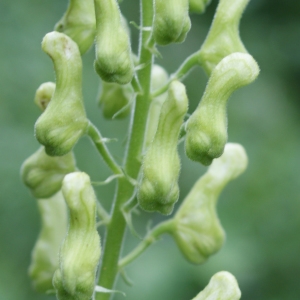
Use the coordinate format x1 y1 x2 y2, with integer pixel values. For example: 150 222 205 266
1 0 300 299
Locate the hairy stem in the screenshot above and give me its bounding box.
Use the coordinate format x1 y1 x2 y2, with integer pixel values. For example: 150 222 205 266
95 0 154 299
151 52 200 98
118 220 174 269
87 122 123 175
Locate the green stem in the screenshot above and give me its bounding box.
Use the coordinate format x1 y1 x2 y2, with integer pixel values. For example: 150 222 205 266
131 75 142 94
124 10 153 177
95 0 154 299
121 197 140 239
118 220 175 269
151 52 200 98
87 122 123 175
96 177 133 300
122 196 138 214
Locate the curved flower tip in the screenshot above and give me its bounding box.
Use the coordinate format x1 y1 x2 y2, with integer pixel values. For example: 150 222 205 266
208 143 248 183
192 271 241 300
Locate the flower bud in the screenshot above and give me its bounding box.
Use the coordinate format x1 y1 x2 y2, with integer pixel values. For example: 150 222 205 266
171 143 247 264
29 192 68 293
34 82 55 111
54 0 96 55
144 65 169 149
189 0 212 14
192 271 241 300
154 0 191 45
21 147 76 199
138 81 188 215
53 172 101 300
98 81 133 119
94 0 134 84
197 0 249 75
185 52 259 166
35 32 88 156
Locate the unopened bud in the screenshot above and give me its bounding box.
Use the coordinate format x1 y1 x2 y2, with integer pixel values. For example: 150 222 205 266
192 271 241 300
35 32 88 156
53 172 101 300
185 52 259 166
21 147 76 199
94 0 134 84
29 192 68 293
138 81 188 215
154 0 191 45
34 82 55 111
171 144 247 264
98 81 133 119
55 0 96 55
197 0 249 75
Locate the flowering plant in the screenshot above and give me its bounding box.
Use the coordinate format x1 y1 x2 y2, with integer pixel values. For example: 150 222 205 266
21 0 259 299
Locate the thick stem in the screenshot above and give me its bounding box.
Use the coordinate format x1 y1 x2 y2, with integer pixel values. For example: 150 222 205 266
123 5 153 177
96 178 133 300
95 1 153 299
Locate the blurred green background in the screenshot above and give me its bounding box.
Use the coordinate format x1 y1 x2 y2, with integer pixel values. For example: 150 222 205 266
1 0 300 299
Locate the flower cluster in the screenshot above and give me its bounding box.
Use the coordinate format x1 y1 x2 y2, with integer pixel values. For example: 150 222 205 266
21 0 259 299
